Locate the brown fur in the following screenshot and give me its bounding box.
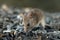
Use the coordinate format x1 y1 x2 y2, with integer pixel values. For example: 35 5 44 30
19 8 46 32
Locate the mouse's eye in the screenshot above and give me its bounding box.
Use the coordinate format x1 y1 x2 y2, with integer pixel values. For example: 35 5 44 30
27 23 30 26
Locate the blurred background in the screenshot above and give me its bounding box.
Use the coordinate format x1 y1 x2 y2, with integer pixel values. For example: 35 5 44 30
0 0 60 12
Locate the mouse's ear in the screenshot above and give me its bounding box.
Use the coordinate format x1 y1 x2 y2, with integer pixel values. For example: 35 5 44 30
27 11 33 18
